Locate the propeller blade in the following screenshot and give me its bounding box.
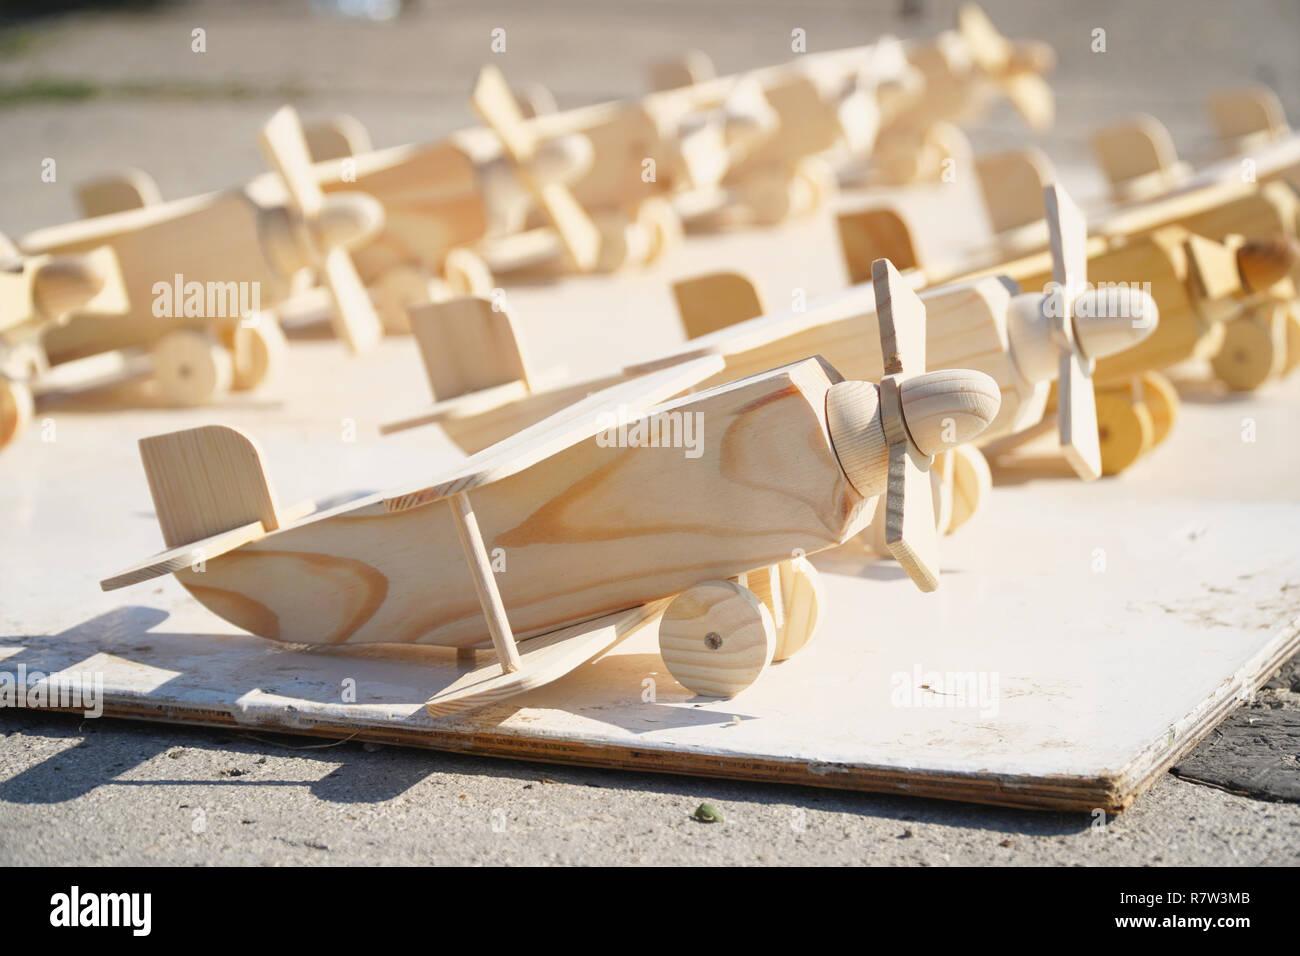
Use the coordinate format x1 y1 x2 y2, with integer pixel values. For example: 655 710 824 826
471 64 537 163
872 257 926 375
1057 349 1101 480
1044 182 1103 479
958 3 1012 74
720 76 778 153
835 74 881 153
473 65 601 272
1044 184 1086 305
260 105 325 220
1000 71 1054 130
873 258 942 590
536 182 602 272
884 436 941 592
321 247 383 355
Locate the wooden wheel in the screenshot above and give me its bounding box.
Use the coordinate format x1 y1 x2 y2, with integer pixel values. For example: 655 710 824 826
1138 370 1180 449
659 580 775 697
739 170 796 226
635 197 682 265
774 559 824 661
943 445 992 534
1211 314 1275 391
443 247 494 296
1095 388 1154 476
929 460 953 537
151 329 232 407
230 315 288 391
792 156 836 215
744 560 826 662
0 377 33 449
1282 303 1300 376
593 212 636 273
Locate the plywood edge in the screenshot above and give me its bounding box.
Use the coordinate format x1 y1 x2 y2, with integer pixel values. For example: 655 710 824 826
14 607 1297 816
1104 615 1300 812
14 694 1134 813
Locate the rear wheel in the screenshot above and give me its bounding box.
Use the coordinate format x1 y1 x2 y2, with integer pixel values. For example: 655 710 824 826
151 329 232 407
1281 303 1300 376
0 378 33 449
1211 313 1275 391
1096 388 1154 476
443 247 494 297
791 156 836 216
1138 371 1180 450
230 315 288 391
636 197 683 265
943 445 992 534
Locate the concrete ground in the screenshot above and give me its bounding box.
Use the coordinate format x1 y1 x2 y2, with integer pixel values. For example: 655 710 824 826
1 0 1298 865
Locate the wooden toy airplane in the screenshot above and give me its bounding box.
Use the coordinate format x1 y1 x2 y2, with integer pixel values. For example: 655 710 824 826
271 10 1039 279
19 105 386 408
1082 89 1300 396
836 153 1299 473
386 183 1156 508
100 260 1000 711
0 236 129 449
648 4 1053 191
254 64 674 291
841 3 1055 187
292 45 899 263
1091 86 1300 204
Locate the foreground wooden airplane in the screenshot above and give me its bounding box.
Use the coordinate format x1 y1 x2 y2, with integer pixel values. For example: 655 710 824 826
100 260 1000 711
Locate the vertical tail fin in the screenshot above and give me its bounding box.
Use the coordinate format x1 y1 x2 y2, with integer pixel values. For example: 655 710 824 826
140 424 284 548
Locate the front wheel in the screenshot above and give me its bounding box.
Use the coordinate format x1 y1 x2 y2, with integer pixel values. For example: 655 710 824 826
659 580 775 697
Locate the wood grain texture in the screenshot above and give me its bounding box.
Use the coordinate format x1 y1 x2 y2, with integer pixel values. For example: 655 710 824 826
428 277 1030 457
22 191 285 366
975 148 1051 234
139 424 285 549
168 359 873 650
409 295 532 401
659 580 775 697
384 354 725 511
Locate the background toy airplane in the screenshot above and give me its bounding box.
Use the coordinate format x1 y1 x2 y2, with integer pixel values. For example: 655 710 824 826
840 3 1055 187
1092 86 1300 204
101 260 999 711
837 159 1299 472
649 3 1053 192
0 236 128 450
21 105 386 394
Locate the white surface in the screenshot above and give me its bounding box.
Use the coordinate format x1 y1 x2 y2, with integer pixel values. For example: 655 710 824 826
2 177 1297 812
3 330 1298 811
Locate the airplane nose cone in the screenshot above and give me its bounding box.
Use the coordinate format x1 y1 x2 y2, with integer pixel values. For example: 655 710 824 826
33 256 109 318
899 369 1002 456
316 192 385 251
1073 285 1160 359
529 132 595 186
1237 235 1300 293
